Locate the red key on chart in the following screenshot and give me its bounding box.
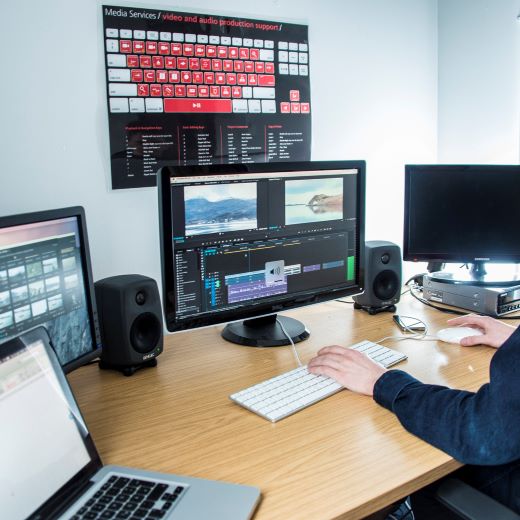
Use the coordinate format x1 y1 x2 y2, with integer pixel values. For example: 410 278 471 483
164 99 232 113
258 75 275 86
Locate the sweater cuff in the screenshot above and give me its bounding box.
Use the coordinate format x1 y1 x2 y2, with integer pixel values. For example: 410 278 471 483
373 370 421 411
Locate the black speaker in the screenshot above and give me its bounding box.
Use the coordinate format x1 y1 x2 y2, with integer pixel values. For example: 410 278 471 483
94 274 163 376
353 241 402 315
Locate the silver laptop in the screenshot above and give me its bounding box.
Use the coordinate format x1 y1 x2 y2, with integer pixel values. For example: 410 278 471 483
0 327 260 520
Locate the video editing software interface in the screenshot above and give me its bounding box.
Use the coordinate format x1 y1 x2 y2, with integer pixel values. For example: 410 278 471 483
0 217 96 366
169 168 359 323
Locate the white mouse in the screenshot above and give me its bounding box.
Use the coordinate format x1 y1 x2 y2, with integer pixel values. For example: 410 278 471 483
436 326 483 345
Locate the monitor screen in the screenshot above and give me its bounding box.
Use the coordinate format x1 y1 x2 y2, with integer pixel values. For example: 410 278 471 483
0 207 102 371
159 161 365 344
403 165 520 266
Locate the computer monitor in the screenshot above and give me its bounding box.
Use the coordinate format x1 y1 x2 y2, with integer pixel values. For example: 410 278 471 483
403 164 520 285
0 207 102 371
158 161 365 347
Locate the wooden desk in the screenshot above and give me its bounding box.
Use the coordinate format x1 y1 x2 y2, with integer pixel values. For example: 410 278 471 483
68 294 513 520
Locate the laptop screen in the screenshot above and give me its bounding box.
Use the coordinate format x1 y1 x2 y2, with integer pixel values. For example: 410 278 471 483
0 329 98 519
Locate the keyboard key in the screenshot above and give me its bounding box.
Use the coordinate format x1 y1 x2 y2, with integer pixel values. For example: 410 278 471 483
109 83 137 96
108 69 130 82
106 39 119 52
164 99 232 113
248 100 261 113
107 54 126 67
258 74 275 86
106 28 118 38
262 100 276 113
232 99 248 113
253 87 275 99
145 98 163 112
259 49 274 61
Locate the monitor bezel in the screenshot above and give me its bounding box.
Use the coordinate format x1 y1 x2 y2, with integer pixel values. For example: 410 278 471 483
403 164 520 264
0 206 102 372
158 160 366 333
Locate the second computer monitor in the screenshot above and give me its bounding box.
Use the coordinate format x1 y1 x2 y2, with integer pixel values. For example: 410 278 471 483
0 207 102 371
159 161 365 346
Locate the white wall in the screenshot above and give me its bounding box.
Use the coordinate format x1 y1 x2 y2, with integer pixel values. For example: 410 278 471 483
0 0 438 287
438 0 520 163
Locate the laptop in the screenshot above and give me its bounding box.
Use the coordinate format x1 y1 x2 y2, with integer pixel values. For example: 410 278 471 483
0 327 260 520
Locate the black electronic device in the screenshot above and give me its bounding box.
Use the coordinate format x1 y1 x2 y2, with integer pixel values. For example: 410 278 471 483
404 164 520 285
353 241 401 314
0 206 102 371
423 275 520 317
393 314 426 332
158 160 366 347
94 274 163 376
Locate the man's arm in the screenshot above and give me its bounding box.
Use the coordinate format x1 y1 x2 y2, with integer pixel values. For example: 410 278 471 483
308 321 520 465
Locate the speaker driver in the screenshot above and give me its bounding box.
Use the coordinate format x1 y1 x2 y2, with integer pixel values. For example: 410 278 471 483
373 270 400 301
130 312 162 354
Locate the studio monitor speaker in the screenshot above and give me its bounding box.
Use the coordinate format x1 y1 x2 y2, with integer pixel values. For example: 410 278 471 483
353 241 402 315
95 274 163 376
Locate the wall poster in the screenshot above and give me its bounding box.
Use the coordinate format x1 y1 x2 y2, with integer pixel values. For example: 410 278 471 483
103 5 312 189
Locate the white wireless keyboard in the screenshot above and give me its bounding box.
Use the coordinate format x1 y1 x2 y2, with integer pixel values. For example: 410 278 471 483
230 340 407 422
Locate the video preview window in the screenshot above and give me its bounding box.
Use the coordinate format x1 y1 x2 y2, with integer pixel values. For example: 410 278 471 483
184 182 258 236
284 177 343 225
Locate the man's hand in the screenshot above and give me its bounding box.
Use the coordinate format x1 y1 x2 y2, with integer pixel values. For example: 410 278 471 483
308 345 387 396
447 314 516 349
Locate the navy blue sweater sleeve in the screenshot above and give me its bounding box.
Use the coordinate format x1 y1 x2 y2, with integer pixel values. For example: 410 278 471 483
373 328 520 465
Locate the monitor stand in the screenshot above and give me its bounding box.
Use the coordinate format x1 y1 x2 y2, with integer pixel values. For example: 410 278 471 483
221 314 310 347
428 261 520 286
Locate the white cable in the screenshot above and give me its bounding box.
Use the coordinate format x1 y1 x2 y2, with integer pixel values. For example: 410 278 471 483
375 315 438 345
276 317 303 367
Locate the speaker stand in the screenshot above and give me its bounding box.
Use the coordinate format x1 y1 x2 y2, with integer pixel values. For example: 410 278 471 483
99 357 158 377
353 302 397 315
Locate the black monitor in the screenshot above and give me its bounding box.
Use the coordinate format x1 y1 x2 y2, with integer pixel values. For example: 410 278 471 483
158 161 365 347
403 164 520 285
0 207 102 371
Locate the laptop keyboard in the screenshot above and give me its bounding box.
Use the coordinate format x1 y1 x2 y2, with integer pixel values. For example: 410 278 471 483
105 29 310 114
72 475 186 519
